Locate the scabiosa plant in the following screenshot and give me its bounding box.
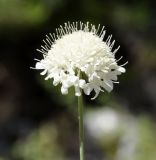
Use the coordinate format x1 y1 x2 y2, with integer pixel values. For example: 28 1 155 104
34 21 127 160
35 22 126 100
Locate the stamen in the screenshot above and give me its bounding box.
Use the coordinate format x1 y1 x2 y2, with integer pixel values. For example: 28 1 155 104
106 35 112 46
120 61 128 67
30 67 37 69
34 58 40 62
110 40 115 50
57 28 62 37
64 23 68 34
113 46 120 55
91 24 96 33
96 24 100 34
43 39 51 49
113 81 119 83
80 21 83 30
46 35 53 45
41 45 48 52
49 33 55 41
72 22 76 31
99 26 105 37
100 30 106 40
36 49 46 54
52 33 57 41
84 22 89 32
67 21 72 33
116 56 123 62
76 21 78 31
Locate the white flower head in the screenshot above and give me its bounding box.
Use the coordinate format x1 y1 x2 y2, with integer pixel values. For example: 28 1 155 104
35 22 127 99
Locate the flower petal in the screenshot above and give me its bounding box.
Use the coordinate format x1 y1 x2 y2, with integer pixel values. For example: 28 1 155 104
61 86 68 94
117 66 126 73
36 62 44 69
75 86 81 96
91 88 100 100
79 79 86 88
83 84 93 95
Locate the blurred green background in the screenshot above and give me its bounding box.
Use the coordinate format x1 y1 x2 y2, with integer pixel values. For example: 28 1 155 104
0 0 156 160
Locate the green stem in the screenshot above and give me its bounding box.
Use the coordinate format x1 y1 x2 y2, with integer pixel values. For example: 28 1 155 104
78 91 84 160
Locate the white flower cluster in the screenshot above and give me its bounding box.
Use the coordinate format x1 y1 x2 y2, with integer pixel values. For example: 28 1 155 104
35 22 127 99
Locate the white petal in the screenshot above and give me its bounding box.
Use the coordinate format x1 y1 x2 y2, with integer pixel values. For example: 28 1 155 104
111 70 121 75
102 82 113 92
91 88 100 100
75 86 81 96
68 67 75 75
117 67 126 73
83 84 93 95
108 73 117 81
70 75 79 83
53 76 60 86
62 80 70 88
79 79 86 88
45 73 53 80
40 69 47 75
36 62 44 69
61 86 68 95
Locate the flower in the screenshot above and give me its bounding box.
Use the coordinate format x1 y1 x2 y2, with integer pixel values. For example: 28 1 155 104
35 22 127 99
